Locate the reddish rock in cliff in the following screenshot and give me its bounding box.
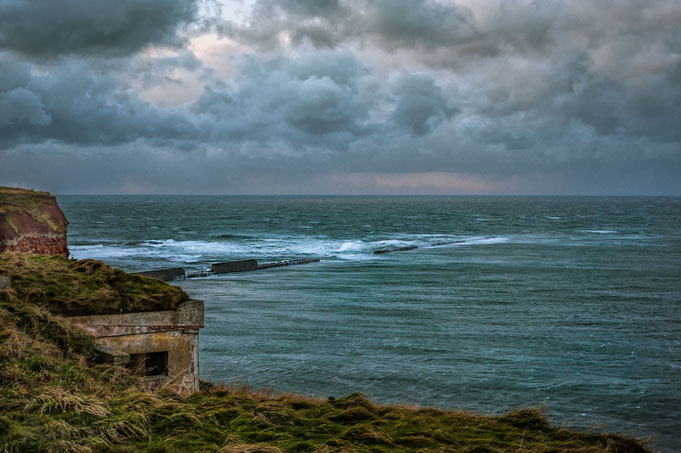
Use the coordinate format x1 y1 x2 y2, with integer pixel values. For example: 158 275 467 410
0 186 69 257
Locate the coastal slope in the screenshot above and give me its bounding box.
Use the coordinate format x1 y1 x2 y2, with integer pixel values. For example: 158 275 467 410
0 253 650 452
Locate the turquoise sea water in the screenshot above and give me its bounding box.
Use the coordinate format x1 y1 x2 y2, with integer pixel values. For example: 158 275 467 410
60 196 681 452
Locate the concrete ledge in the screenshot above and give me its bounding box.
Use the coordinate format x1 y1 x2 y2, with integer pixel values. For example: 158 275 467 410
67 300 204 337
94 344 130 367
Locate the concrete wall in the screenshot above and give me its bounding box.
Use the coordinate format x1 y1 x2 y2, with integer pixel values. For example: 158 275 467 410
136 267 186 281
97 330 198 393
211 259 258 274
67 300 203 393
71 299 203 336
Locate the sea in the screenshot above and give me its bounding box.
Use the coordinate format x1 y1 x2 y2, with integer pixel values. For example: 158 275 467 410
58 195 681 452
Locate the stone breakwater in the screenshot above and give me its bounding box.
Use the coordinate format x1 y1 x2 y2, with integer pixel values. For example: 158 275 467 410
0 186 69 257
138 258 322 281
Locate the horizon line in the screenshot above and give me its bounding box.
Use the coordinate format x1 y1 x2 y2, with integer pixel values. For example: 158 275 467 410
53 193 681 197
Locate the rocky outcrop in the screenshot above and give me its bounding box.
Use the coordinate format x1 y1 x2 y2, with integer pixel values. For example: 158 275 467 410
0 186 69 257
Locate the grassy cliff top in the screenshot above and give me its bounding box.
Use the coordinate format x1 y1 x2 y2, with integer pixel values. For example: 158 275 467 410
0 252 650 452
0 186 54 207
0 253 189 316
0 186 64 233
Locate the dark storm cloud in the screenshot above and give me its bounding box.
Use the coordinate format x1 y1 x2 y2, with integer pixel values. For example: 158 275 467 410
221 0 477 51
219 0 349 49
224 0 680 64
0 51 453 149
0 0 197 57
190 52 455 148
221 0 681 143
191 52 376 147
0 54 199 147
197 53 454 145
1 0 680 194
128 50 205 89
389 74 455 136
358 0 478 51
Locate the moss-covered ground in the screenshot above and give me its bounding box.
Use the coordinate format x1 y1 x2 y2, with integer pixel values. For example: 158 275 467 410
0 254 188 316
0 252 650 452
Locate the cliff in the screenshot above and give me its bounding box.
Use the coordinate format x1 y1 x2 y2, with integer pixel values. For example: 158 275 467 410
0 186 69 257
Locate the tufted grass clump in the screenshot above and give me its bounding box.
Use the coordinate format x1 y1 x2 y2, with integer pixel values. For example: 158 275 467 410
0 252 651 452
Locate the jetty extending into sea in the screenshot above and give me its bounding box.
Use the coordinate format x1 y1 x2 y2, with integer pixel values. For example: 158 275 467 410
138 257 321 281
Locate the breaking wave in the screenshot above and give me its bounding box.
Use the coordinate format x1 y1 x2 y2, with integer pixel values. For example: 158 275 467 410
69 234 517 268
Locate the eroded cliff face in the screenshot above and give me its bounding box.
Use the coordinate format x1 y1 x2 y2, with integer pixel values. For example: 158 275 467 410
0 186 69 257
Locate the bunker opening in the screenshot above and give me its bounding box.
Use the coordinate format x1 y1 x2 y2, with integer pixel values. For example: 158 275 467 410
130 351 169 376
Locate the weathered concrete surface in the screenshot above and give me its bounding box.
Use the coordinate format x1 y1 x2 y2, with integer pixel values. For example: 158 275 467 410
212 259 258 274
0 275 10 290
374 245 418 254
137 267 186 281
257 257 320 269
0 186 69 257
67 300 203 393
140 375 170 393
69 299 204 337
97 331 198 393
188 257 322 278
94 344 130 367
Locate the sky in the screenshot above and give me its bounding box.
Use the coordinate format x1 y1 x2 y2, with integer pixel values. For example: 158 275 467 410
0 0 680 195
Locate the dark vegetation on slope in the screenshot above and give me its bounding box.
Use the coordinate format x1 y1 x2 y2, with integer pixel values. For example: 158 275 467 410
0 252 650 452
0 254 188 316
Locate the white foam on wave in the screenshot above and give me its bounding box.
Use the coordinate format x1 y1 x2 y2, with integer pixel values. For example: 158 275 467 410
338 241 368 252
143 239 249 254
336 252 375 261
70 244 104 250
586 230 617 234
421 236 509 248
140 237 370 259
375 239 418 248
70 244 201 262
460 236 509 245
71 233 515 266
70 244 140 259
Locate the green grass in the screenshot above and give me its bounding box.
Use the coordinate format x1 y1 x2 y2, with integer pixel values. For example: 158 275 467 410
0 252 651 452
0 186 65 233
0 253 189 316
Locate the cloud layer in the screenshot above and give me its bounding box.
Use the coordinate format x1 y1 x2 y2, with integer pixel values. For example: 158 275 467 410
1 0 680 194
0 0 197 57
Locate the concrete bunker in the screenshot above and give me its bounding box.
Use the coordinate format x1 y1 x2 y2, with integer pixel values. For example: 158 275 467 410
67 299 204 393
1 187 205 395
